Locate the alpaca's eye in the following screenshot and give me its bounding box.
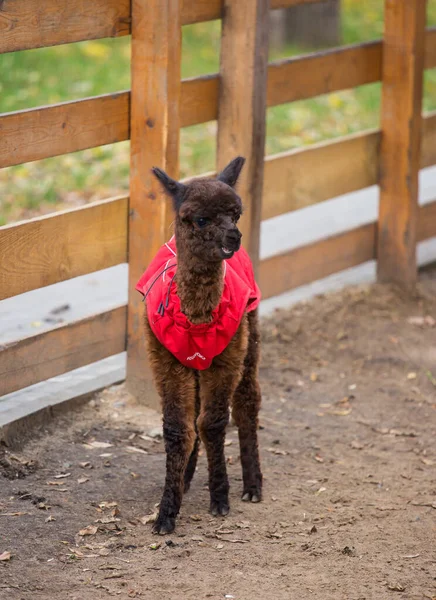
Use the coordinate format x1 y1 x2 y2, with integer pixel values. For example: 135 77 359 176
194 217 210 228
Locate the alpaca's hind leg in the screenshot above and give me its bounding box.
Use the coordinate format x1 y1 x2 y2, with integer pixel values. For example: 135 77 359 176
232 310 262 502
184 434 200 493
184 379 200 493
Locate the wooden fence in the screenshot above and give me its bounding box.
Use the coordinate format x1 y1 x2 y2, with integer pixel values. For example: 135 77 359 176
1 0 435 407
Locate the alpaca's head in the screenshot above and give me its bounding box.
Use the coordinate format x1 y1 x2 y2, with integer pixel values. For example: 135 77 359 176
152 157 245 263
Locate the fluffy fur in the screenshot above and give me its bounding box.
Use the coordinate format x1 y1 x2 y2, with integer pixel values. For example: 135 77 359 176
144 157 262 535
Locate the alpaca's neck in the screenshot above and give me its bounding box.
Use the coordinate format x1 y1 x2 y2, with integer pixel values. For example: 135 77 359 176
176 245 224 324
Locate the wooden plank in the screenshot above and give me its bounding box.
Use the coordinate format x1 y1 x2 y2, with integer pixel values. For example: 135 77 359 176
377 0 426 289
0 92 129 168
0 196 128 300
418 201 436 242
217 0 269 273
262 130 380 220
421 112 436 169
259 223 376 299
267 41 382 107
180 75 218 127
425 27 436 69
126 0 181 405
2 31 435 169
0 0 131 54
182 0 326 24
0 307 126 397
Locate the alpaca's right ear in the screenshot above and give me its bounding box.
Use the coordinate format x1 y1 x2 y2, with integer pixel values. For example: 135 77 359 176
151 167 187 211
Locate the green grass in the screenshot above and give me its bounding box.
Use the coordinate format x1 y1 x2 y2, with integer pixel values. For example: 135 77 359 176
1 0 436 225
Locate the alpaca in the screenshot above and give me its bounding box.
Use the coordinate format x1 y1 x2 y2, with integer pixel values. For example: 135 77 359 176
136 157 262 535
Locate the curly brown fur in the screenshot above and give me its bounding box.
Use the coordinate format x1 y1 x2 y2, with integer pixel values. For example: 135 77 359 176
144 157 262 534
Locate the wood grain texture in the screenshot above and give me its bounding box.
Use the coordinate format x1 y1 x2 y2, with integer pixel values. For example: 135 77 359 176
0 307 126 396
418 200 436 242
377 0 426 289
259 223 376 299
421 111 436 169
0 92 129 168
126 0 181 405
0 0 131 53
0 197 128 300
180 75 219 127
267 41 381 107
425 27 436 68
3 32 435 169
262 130 380 220
217 0 269 274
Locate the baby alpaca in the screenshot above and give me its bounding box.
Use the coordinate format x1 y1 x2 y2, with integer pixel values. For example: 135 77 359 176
136 157 262 535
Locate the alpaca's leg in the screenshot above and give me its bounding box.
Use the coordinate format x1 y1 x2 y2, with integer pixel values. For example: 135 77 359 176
184 377 200 493
184 434 200 493
232 309 263 502
144 319 196 535
153 388 196 534
197 368 233 516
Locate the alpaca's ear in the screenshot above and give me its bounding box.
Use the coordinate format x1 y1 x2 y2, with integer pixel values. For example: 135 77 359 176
151 167 187 211
217 156 246 188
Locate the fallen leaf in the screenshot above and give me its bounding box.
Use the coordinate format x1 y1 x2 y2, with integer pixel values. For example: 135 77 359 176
37 502 51 510
79 525 98 536
189 514 202 522
45 515 56 523
351 441 364 450
330 408 352 416
0 551 11 561
315 487 327 495
314 454 324 463
83 441 113 449
149 542 161 550
267 447 288 456
78 476 89 484
79 462 91 468
47 481 67 486
310 372 318 382
125 446 148 455
387 583 405 592
402 554 420 559
407 372 417 380
0 512 28 517
130 472 140 479
54 473 71 479
224 440 233 447
421 458 434 466
139 513 157 525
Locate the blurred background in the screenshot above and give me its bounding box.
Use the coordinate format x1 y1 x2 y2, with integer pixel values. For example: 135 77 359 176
1 0 436 227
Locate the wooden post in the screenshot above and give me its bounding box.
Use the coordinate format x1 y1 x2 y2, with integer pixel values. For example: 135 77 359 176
377 0 426 289
127 0 181 406
217 0 270 275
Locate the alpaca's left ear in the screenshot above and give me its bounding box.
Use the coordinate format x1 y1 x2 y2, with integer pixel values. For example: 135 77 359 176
151 167 187 211
217 156 246 188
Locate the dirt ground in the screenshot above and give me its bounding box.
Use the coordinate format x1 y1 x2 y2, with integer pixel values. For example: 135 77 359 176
1 273 436 600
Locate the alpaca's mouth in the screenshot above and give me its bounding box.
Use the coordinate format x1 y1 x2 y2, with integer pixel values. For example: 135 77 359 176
221 246 235 259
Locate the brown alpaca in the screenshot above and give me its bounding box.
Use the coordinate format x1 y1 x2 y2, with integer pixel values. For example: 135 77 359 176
138 157 262 535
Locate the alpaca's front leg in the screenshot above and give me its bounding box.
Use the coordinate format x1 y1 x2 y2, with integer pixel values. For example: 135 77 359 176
144 319 197 535
198 369 237 516
153 396 196 534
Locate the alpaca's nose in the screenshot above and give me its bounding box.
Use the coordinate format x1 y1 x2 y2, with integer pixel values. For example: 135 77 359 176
225 228 242 249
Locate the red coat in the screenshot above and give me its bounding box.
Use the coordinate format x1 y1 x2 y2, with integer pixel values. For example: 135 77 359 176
136 237 261 370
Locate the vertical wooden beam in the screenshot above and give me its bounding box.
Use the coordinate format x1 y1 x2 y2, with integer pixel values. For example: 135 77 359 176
377 0 426 289
217 0 270 275
127 0 181 406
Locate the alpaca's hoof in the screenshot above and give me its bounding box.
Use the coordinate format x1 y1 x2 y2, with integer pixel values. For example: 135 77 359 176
241 490 262 503
152 515 176 535
210 500 230 517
